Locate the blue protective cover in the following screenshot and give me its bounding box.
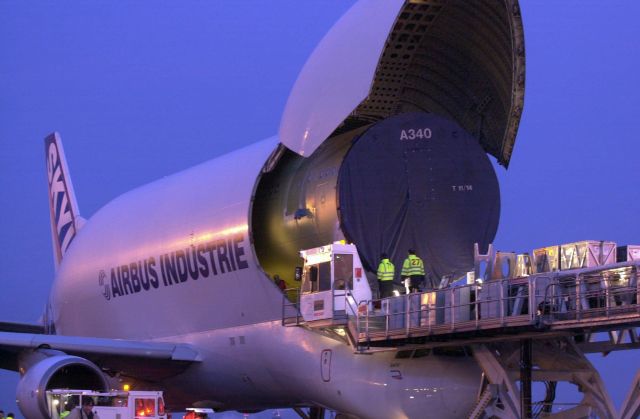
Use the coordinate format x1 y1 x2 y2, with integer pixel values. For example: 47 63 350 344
338 112 500 283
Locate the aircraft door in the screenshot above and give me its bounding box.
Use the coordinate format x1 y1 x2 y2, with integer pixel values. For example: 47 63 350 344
332 253 353 313
321 349 332 382
333 253 353 291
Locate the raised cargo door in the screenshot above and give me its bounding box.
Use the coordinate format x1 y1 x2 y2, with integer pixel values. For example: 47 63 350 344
279 0 403 157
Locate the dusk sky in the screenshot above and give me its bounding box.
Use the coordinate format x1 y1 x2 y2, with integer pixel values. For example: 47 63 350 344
1 1 639 417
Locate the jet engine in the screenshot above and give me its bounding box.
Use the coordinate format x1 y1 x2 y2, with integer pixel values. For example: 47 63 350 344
16 351 109 419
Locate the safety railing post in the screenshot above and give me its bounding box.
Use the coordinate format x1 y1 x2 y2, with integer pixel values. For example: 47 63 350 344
576 274 582 321
529 277 535 324
475 284 479 329
365 301 370 341
503 279 509 321
500 280 505 326
385 298 390 339
428 292 433 334
356 300 360 334
636 266 640 315
450 287 455 332
405 294 410 337
297 288 302 325
330 287 334 320
605 278 610 318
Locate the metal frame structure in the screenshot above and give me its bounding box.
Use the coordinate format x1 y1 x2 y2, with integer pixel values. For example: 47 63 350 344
283 259 640 417
353 262 640 346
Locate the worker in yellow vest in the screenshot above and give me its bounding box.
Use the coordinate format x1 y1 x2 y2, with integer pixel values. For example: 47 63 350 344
377 253 395 298
401 249 425 293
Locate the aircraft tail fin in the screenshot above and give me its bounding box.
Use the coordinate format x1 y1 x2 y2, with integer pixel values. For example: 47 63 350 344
45 132 83 269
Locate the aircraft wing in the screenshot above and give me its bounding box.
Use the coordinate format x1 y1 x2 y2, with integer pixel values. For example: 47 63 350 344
0 330 200 380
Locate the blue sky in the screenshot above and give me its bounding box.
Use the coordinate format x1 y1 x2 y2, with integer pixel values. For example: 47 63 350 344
1 1 640 417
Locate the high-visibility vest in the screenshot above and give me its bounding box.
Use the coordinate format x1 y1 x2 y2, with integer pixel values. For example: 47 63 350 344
377 259 395 281
401 254 425 276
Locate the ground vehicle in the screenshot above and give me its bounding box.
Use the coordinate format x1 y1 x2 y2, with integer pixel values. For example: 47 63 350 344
46 389 167 419
184 407 213 418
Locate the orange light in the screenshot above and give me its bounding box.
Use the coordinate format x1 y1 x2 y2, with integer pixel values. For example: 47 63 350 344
123 384 131 391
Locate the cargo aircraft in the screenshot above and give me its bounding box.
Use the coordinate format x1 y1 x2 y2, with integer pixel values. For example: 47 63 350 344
0 1 526 418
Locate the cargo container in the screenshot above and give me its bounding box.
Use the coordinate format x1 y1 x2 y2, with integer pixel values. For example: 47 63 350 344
617 245 640 262
559 240 616 270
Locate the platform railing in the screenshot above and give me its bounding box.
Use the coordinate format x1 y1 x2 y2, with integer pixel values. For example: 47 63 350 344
335 284 358 317
356 277 533 340
539 265 639 325
356 262 640 343
282 283 362 329
281 287 302 326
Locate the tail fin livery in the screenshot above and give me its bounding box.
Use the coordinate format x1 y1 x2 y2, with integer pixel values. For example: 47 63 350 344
45 132 82 268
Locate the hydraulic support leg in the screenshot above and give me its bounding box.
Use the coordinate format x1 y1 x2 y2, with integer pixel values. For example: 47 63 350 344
472 339 616 419
520 339 532 419
471 344 521 418
309 406 325 419
619 368 640 419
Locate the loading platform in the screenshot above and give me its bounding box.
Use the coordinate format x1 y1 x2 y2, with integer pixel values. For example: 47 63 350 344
284 260 640 351
354 261 640 350
283 259 640 418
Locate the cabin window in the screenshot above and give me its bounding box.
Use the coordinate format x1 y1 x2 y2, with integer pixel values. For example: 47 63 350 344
317 262 331 291
334 254 353 290
135 398 156 417
303 262 331 292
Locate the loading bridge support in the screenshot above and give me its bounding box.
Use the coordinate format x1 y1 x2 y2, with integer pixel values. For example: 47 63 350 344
619 369 640 419
520 339 532 419
471 344 520 418
470 338 616 418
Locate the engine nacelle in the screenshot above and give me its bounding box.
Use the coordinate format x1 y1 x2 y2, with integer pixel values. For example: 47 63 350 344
16 352 109 419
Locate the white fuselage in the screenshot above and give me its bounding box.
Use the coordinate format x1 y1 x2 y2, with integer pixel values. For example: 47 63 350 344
157 322 481 418
49 135 481 418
